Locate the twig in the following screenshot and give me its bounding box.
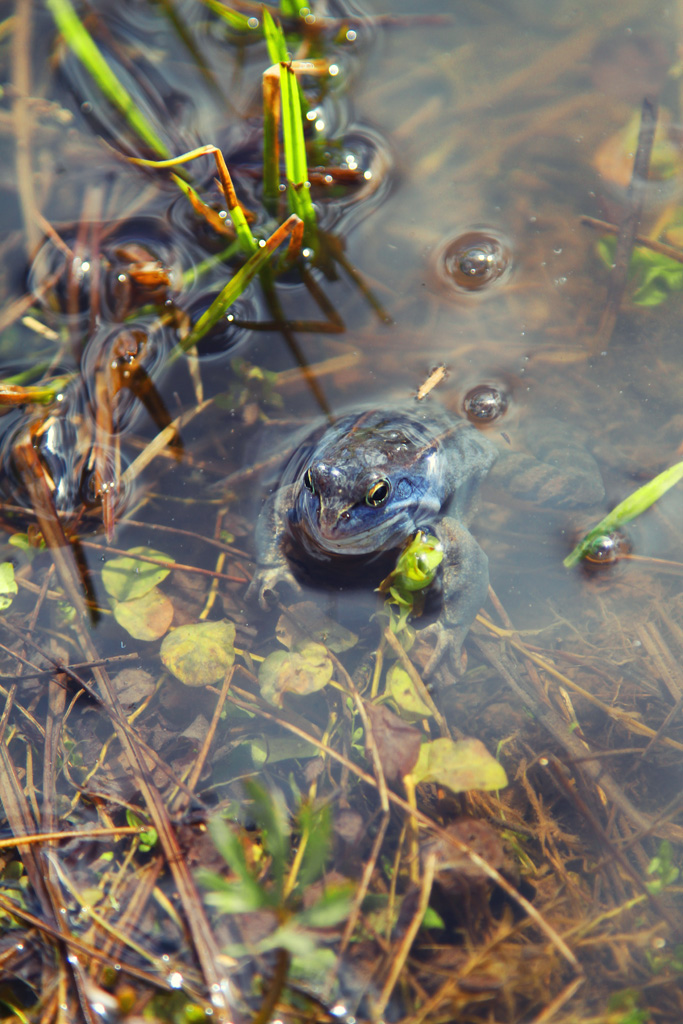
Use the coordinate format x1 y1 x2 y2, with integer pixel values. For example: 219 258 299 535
580 214 683 264
594 96 658 351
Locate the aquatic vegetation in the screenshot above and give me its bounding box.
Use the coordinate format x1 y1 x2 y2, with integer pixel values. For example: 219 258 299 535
0 2 682 1023
564 458 683 567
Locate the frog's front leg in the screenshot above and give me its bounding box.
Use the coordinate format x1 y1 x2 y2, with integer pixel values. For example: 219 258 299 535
420 516 490 680
247 486 302 608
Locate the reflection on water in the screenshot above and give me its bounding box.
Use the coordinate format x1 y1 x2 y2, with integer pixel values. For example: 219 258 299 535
0 0 682 1020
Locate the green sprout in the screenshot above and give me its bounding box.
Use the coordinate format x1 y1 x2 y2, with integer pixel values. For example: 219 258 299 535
564 459 683 567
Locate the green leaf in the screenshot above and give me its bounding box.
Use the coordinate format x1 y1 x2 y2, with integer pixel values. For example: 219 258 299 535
101 547 173 602
296 803 332 889
411 737 508 793
113 586 174 641
296 886 353 928
207 815 252 882
564 459 683 567
263 7 288 64
45 0 170 158
180 226 292 349
244 779 290 892
126 810 158 851
8 534 32 553
386 663 433 721
0 562 18 610
200 0 253 31
258 641 333 706
198 871 267 914
422 906 446 930
160 619 235 687
289 947 338 988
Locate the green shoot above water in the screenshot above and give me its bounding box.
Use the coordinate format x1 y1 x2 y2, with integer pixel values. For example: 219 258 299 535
46 0 171 158
564 458 683 567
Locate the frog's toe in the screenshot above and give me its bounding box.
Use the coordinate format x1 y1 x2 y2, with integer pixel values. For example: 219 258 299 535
419 622 468 680
247 566 302 608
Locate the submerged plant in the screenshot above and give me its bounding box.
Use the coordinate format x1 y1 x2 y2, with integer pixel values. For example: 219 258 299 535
198 782 352 1002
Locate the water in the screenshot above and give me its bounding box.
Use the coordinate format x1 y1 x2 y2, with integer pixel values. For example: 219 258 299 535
0 1 682 1021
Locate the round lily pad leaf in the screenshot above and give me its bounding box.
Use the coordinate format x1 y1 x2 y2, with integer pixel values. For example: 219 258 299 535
412 737 507 793
102 547 173 602
161 619 236 687
113 587 174 641
259 642 333 706
386 664 433 720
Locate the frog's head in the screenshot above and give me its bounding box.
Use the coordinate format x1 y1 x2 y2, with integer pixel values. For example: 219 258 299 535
292 450 442 557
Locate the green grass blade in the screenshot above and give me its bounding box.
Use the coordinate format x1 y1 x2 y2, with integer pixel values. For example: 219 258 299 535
46 0 171 158
263 7 288 63
280 62 317 238
564 458 683 567
178 217 301 351
279 0 299 16
262 11 317 240
200 0 254 31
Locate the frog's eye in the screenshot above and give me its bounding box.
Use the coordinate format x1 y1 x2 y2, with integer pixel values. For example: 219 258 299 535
303 468 315 494
366 479 391 507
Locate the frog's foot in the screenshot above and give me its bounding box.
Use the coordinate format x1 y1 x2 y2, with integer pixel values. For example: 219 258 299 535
418 621 468 680
246 564 302 609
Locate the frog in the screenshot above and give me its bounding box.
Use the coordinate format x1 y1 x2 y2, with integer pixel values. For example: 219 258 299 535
247 401 604 678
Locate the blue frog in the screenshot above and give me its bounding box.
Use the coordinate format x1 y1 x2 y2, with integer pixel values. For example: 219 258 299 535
247 402 604 677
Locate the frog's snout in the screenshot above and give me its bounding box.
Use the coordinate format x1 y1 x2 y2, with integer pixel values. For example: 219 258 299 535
317 501 352 538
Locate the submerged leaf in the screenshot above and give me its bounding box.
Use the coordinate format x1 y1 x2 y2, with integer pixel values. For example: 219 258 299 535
160 619 236 687
113 587 174 641
102 547 173 602
275 601 358 652
0 562 18 610
364 702 422 781
251 735 319 765
258 641 333 706
411 738 508 794
386 664 433 721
